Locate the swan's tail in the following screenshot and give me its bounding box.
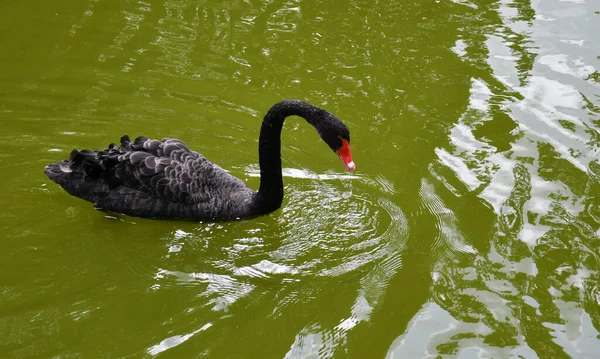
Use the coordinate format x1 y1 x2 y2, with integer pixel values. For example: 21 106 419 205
44 148 113 202
45 149 83 180
45 136 134 188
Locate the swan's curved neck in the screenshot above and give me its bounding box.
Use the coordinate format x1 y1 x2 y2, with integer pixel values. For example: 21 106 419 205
255 100 322 212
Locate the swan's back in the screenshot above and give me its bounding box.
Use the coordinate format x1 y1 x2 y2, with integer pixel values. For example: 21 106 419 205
45 135 255 220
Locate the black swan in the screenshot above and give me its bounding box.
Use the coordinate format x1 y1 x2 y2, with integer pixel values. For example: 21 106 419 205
45 100 355 220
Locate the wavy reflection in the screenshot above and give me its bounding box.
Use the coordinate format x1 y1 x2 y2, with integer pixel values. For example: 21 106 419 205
418 0 600 356
145 172 407 357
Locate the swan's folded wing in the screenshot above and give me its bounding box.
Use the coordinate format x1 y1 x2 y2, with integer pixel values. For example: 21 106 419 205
117 138 218 205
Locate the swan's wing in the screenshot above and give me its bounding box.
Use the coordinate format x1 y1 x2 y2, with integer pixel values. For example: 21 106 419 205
121 136 232 204
122 141 210 204
75 136 228 205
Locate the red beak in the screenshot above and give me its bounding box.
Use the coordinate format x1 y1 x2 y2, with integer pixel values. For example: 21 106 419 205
336 138 355 172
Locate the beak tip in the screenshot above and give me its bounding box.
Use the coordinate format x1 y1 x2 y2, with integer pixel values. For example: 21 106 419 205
346 161 355 172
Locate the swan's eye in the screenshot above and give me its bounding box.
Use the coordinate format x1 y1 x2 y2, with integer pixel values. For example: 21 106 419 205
336 135 351 151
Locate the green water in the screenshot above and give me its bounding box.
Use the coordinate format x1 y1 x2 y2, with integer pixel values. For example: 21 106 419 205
1 0 600 357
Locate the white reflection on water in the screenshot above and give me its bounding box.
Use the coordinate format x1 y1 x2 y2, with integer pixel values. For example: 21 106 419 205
246 166 359 181
538 54 596 79
234 259 300 277
435 148 483 191
385 302 538 359
422 0 600 356
419 179 477 256
147 322 213 356
154 269 255 311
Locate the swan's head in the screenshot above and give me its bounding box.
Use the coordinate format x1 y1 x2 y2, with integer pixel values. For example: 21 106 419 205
318 113 355 172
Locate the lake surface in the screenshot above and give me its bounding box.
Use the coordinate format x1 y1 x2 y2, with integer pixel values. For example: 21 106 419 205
1 0 599 357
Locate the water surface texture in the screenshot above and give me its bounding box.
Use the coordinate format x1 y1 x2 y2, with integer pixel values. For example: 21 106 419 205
2 0 600 358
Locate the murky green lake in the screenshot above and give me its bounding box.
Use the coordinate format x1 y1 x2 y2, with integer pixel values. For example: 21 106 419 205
2 0 600 357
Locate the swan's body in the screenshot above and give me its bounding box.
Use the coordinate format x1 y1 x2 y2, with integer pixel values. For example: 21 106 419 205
45 100 354 220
